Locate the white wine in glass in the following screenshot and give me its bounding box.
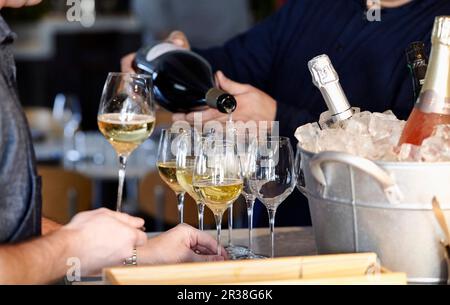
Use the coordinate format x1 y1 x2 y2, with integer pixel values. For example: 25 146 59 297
193 139 243 256
157 129 187 223
177 165 201 202
98 73 155 212
176 130 206 230
194 179 243 215
98 113 155 156
156 160 185 194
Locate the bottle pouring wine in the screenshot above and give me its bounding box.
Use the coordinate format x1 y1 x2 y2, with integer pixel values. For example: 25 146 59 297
133 42 237 114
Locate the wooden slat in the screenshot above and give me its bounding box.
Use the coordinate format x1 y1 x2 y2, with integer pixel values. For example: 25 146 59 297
229 273 407 285
104 253 403 285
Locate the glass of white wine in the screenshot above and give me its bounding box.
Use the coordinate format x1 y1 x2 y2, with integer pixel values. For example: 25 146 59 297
176 129 206 230
193 139 243 256
157 128 187 224
98 73 156 212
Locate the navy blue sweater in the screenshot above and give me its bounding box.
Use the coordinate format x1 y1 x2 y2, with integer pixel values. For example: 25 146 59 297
198 0 450 226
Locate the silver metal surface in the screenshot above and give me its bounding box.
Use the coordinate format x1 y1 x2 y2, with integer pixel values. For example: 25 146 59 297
308 55 353 123
431 197 450 284
296 146 450 283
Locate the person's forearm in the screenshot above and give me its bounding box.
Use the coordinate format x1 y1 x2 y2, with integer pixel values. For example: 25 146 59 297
0 229 75 284
42 218 62 235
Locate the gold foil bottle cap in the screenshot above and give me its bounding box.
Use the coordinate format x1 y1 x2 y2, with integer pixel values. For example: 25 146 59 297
432 16 450 45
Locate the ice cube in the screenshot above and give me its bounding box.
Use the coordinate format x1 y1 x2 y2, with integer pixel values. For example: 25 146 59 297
396 144 422 162
420 125 450 162
295 122 321 152
294 111 447 163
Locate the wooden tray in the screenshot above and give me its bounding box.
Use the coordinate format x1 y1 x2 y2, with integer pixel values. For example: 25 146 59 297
103 253 407 285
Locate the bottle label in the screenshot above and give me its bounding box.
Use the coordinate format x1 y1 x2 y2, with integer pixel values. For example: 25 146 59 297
145 42 185 62
417 90 450 115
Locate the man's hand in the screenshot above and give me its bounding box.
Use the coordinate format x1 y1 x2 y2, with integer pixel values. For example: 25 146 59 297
173 71 277 124
137 224 227 265
121 31 191 73
61 208 148 275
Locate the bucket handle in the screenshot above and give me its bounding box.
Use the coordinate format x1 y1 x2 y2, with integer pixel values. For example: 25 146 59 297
309 151 404 205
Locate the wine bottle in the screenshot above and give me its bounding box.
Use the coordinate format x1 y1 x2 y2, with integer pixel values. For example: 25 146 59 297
308 54 353 128
133 42 237 114
406 41 428 103
399 16 450 146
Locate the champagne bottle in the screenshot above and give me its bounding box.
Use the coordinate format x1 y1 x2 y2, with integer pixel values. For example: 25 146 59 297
133 42 237 114
399 16 450 146
406 42 428 103
308 54 353 128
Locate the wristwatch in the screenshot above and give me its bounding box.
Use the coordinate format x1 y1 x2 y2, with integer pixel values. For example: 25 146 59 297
124 249 138 266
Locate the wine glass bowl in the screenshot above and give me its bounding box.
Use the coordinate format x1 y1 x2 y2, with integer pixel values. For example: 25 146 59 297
176 128 206 229
157 128 189 223
97 73 155 212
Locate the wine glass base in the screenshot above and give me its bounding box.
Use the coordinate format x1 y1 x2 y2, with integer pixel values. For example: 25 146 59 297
225 245 266 260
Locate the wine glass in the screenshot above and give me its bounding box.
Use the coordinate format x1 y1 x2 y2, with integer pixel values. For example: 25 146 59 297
157 128 187 223
98 73 156 212
193 139 243 256
204 127 248 258
248 137 295 258
53 94 83 165
236 132 265 259
176 128 206 229
53 93 82 138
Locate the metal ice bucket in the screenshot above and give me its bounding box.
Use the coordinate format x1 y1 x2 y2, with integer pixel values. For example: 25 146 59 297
296 146 450 284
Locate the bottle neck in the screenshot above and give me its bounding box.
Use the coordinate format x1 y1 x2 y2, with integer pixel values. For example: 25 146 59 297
409 59 427 101
416 42 450 115
319 82 353 122
205 88 237 114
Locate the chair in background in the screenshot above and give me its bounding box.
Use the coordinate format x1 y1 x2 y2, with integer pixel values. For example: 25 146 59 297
138 171 218 231
38 166 93 224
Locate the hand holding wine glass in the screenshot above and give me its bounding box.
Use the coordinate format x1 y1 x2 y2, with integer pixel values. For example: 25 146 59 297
98 73 156 212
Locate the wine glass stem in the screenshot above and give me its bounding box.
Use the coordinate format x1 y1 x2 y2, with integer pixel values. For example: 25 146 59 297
116 155 127 212
214 213 223 256
197 201 205 231
246 199 255 253
268 208 277 258
228 204 233 247
176 192 185 224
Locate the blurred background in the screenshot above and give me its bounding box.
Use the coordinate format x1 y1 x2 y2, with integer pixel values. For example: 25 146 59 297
3 0 285 231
